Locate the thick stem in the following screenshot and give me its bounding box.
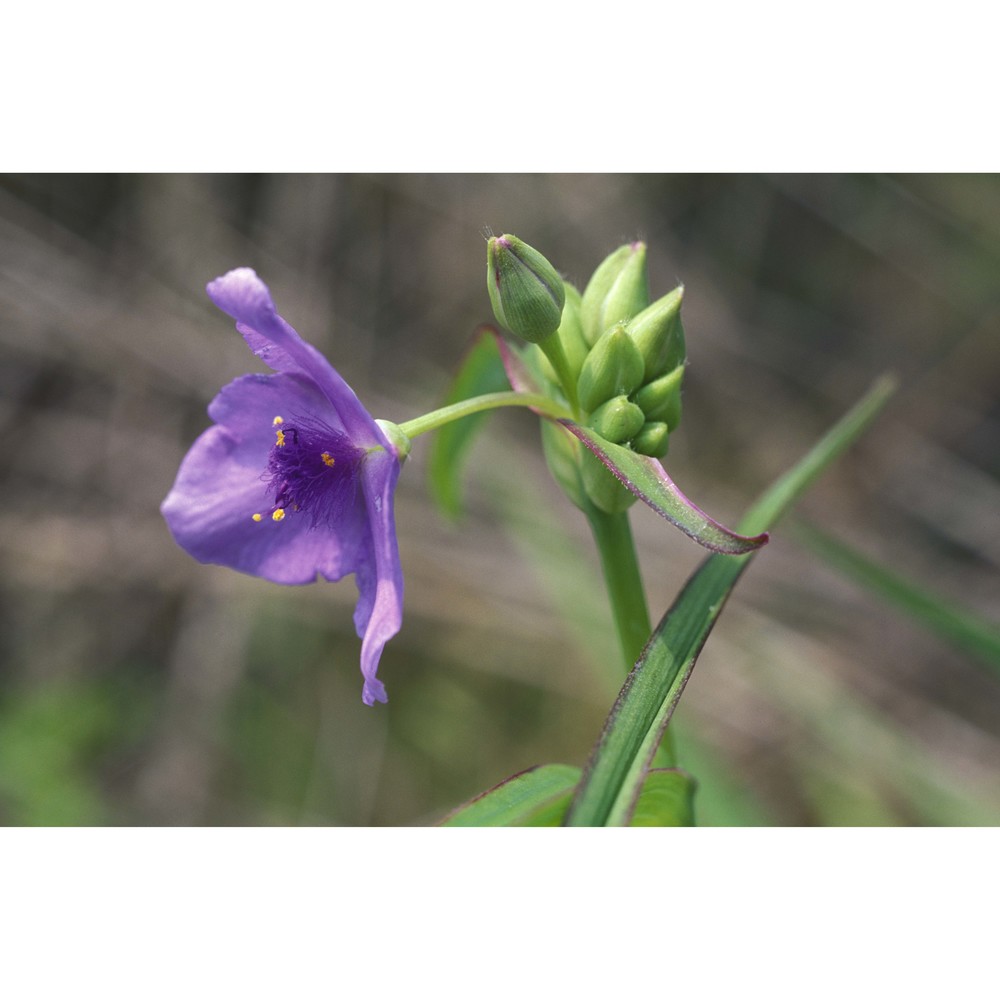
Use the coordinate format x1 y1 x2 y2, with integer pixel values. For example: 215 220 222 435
585 507 651 667
585 505 677 766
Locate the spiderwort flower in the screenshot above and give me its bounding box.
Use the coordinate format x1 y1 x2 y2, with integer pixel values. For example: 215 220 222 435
161 268 404 706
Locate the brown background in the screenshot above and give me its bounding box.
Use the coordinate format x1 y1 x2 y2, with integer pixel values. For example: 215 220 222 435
2 174 998 825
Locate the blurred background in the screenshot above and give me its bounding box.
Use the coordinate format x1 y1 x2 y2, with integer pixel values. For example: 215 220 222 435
1 173 998 826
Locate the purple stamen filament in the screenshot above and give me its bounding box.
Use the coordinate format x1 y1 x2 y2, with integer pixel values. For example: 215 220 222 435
252 414 363 526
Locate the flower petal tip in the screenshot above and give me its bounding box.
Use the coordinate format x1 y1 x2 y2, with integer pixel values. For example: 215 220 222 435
206 267 275 326
362 679 389 706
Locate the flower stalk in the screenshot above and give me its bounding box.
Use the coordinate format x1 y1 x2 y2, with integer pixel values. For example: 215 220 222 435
398 390 572 439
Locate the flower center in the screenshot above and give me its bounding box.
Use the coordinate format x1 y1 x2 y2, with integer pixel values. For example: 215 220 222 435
251 414 365 526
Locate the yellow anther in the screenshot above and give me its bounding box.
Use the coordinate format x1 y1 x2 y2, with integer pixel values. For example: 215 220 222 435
321 452 336 467
275 428 286 447
272 416 284 426
272 508 286 522
252 512 263 522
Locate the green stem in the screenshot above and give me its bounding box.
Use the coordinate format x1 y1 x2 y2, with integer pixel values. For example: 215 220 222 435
538 334 581 416
585 507 651 667
585 505 677 766
398 391 572 440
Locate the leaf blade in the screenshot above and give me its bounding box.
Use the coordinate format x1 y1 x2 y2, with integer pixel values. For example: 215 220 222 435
560 421 769 554
629 768 697 827
440 764 581 827
427 326 514 519
564 374 898 826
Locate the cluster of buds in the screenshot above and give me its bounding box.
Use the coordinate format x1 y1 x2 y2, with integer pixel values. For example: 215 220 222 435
486 234 686 513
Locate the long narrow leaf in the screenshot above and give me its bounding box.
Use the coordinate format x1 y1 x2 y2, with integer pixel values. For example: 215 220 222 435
441 764 580 827
427 326 515 519
564 374 898 826
792 518 1000 674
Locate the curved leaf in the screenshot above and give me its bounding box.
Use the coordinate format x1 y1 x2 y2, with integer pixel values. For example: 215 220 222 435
440 764 581 827
560 421 769 555
565 374 898 826
629 768 696 826
427 326 514 519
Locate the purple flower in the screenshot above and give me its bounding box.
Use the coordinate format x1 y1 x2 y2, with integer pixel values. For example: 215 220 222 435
161 268 403 706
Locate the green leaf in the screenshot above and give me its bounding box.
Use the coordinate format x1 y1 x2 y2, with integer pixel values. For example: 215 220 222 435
564 374 898 826
560 421 769 555
427 326 515 519
440 764 581 826
791 518 1000 675
629 769 696 826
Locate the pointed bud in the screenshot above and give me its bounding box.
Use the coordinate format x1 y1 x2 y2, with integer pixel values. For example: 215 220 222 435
486 233 565 344
556 282 589 382
628 285 685 381
631 421 670 458
633 363 684 429
577 322 645 412
588 395 646 444
580 242 649 345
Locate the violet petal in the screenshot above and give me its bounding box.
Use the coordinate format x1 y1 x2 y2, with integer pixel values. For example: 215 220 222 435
206 268 391 452
162 373 368 585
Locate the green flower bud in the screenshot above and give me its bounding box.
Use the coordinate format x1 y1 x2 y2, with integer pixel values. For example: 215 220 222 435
486 233 565 344
577 322 645 412
587 395 646 444
580 241 649 345
628 285 685 382
633 363 685 429
535 282 588 386
557 282 589 382
540 419 586 510
631 421 670 458
581 450 636 514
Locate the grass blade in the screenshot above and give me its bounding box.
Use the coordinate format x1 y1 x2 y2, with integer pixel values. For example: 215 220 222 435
440 764 580 827
792 518 1000 674
564 374 899 826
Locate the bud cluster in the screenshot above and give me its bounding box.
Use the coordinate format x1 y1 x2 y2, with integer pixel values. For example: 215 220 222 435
486 233 687 514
